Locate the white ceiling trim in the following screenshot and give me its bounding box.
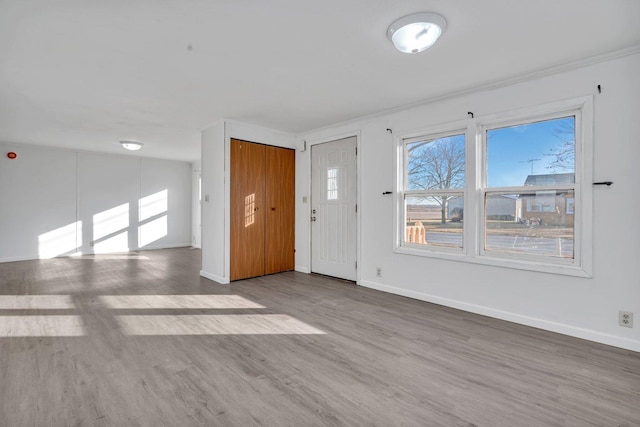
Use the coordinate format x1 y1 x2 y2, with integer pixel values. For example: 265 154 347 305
299 44 640 138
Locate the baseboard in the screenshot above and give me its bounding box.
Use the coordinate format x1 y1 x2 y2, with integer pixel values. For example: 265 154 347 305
138 243 192 251
0 255 37 263
295 265 310 274
359 279 640 353
200 270 229 285
0 244 193 264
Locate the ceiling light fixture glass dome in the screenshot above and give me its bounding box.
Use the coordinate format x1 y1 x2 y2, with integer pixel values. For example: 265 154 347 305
387 12 447 54
120 140 144 151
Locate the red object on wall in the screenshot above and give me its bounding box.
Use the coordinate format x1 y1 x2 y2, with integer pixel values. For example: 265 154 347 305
7 152 17 159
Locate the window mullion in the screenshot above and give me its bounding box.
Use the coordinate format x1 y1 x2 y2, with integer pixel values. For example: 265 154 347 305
486 184 575 194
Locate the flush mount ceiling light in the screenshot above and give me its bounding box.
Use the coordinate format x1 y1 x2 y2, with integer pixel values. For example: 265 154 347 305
387 12 447 54
120 140 144 151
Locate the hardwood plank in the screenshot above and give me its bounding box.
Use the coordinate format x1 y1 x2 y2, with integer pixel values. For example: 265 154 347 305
0 248 638 426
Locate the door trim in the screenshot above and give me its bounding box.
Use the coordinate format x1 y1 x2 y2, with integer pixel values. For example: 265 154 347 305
306 131 361 284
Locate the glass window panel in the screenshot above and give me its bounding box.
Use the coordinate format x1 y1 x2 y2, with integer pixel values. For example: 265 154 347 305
484 191 574 259
487 117 575 188
407 134 465 191
405 195 463 249
327 167 338 200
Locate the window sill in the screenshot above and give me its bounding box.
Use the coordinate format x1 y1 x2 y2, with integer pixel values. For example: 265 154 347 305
394 245 592 278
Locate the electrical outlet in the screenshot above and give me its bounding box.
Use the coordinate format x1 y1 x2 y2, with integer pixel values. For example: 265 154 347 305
619 311 633 328
376 267 382 277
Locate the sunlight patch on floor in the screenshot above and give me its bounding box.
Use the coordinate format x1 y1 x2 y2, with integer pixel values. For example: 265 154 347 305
0 315 86 337
99 295 265 309
70 254 149 260
0 295 77 309
116 314 326 335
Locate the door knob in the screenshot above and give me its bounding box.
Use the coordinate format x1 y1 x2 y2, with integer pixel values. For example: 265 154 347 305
312 209 317 214
311 216 316 222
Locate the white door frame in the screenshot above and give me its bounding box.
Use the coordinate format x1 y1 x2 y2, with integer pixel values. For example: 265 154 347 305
306 131 361 284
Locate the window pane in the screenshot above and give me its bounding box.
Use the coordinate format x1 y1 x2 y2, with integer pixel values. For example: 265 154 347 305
327 167 338 200
407 134 465 190
484 191 574 259
405 195 463 248
487 117 575 188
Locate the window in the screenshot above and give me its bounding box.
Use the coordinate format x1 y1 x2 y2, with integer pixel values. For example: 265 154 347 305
327 167 338 200
482 116 576 261
401 132 465 250
395 97 592 276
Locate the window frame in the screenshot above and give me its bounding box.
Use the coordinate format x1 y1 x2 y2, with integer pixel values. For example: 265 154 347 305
396 126 468 256
479 110 581 267
394 97 593 277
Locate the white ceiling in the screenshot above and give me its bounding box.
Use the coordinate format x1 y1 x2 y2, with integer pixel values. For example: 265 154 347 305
1 1 639 162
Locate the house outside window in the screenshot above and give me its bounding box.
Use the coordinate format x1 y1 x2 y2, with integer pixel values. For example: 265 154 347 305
483 116 576 261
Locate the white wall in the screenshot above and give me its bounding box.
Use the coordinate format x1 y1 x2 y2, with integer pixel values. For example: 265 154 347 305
140 157 192 250
200 120 296 284
0 145 77 261
0 144 192 262
201 122 226 283
191 160 202 248
296 52 640 351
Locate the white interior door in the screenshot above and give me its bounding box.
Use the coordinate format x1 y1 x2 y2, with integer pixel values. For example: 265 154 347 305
311 136 357 281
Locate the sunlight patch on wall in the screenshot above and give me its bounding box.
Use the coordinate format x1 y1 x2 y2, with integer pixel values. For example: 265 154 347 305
138 190 168 247
99 294 265 309
93 203 129 253
139 189 168 221
0 295 76 309
0 315 86 337
138 216 167 247
116 314 326 336
94 231 129 254
38 221 82 259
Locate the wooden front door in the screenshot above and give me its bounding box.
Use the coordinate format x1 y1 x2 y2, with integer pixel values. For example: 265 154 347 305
230 139 295 281
230 139 265 281
265 145 295 274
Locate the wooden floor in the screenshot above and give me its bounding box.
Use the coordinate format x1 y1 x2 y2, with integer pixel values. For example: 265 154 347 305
0 248 638 426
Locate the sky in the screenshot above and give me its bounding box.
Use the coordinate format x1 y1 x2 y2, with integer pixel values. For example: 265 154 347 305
407 115 575 191
487 116 575 187
406 115 575 208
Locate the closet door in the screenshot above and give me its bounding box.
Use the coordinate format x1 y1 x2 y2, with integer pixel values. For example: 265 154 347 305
265 146 295 274
230 139 265 281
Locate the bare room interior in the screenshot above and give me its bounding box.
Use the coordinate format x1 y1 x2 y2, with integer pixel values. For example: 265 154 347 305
1 1 639 425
